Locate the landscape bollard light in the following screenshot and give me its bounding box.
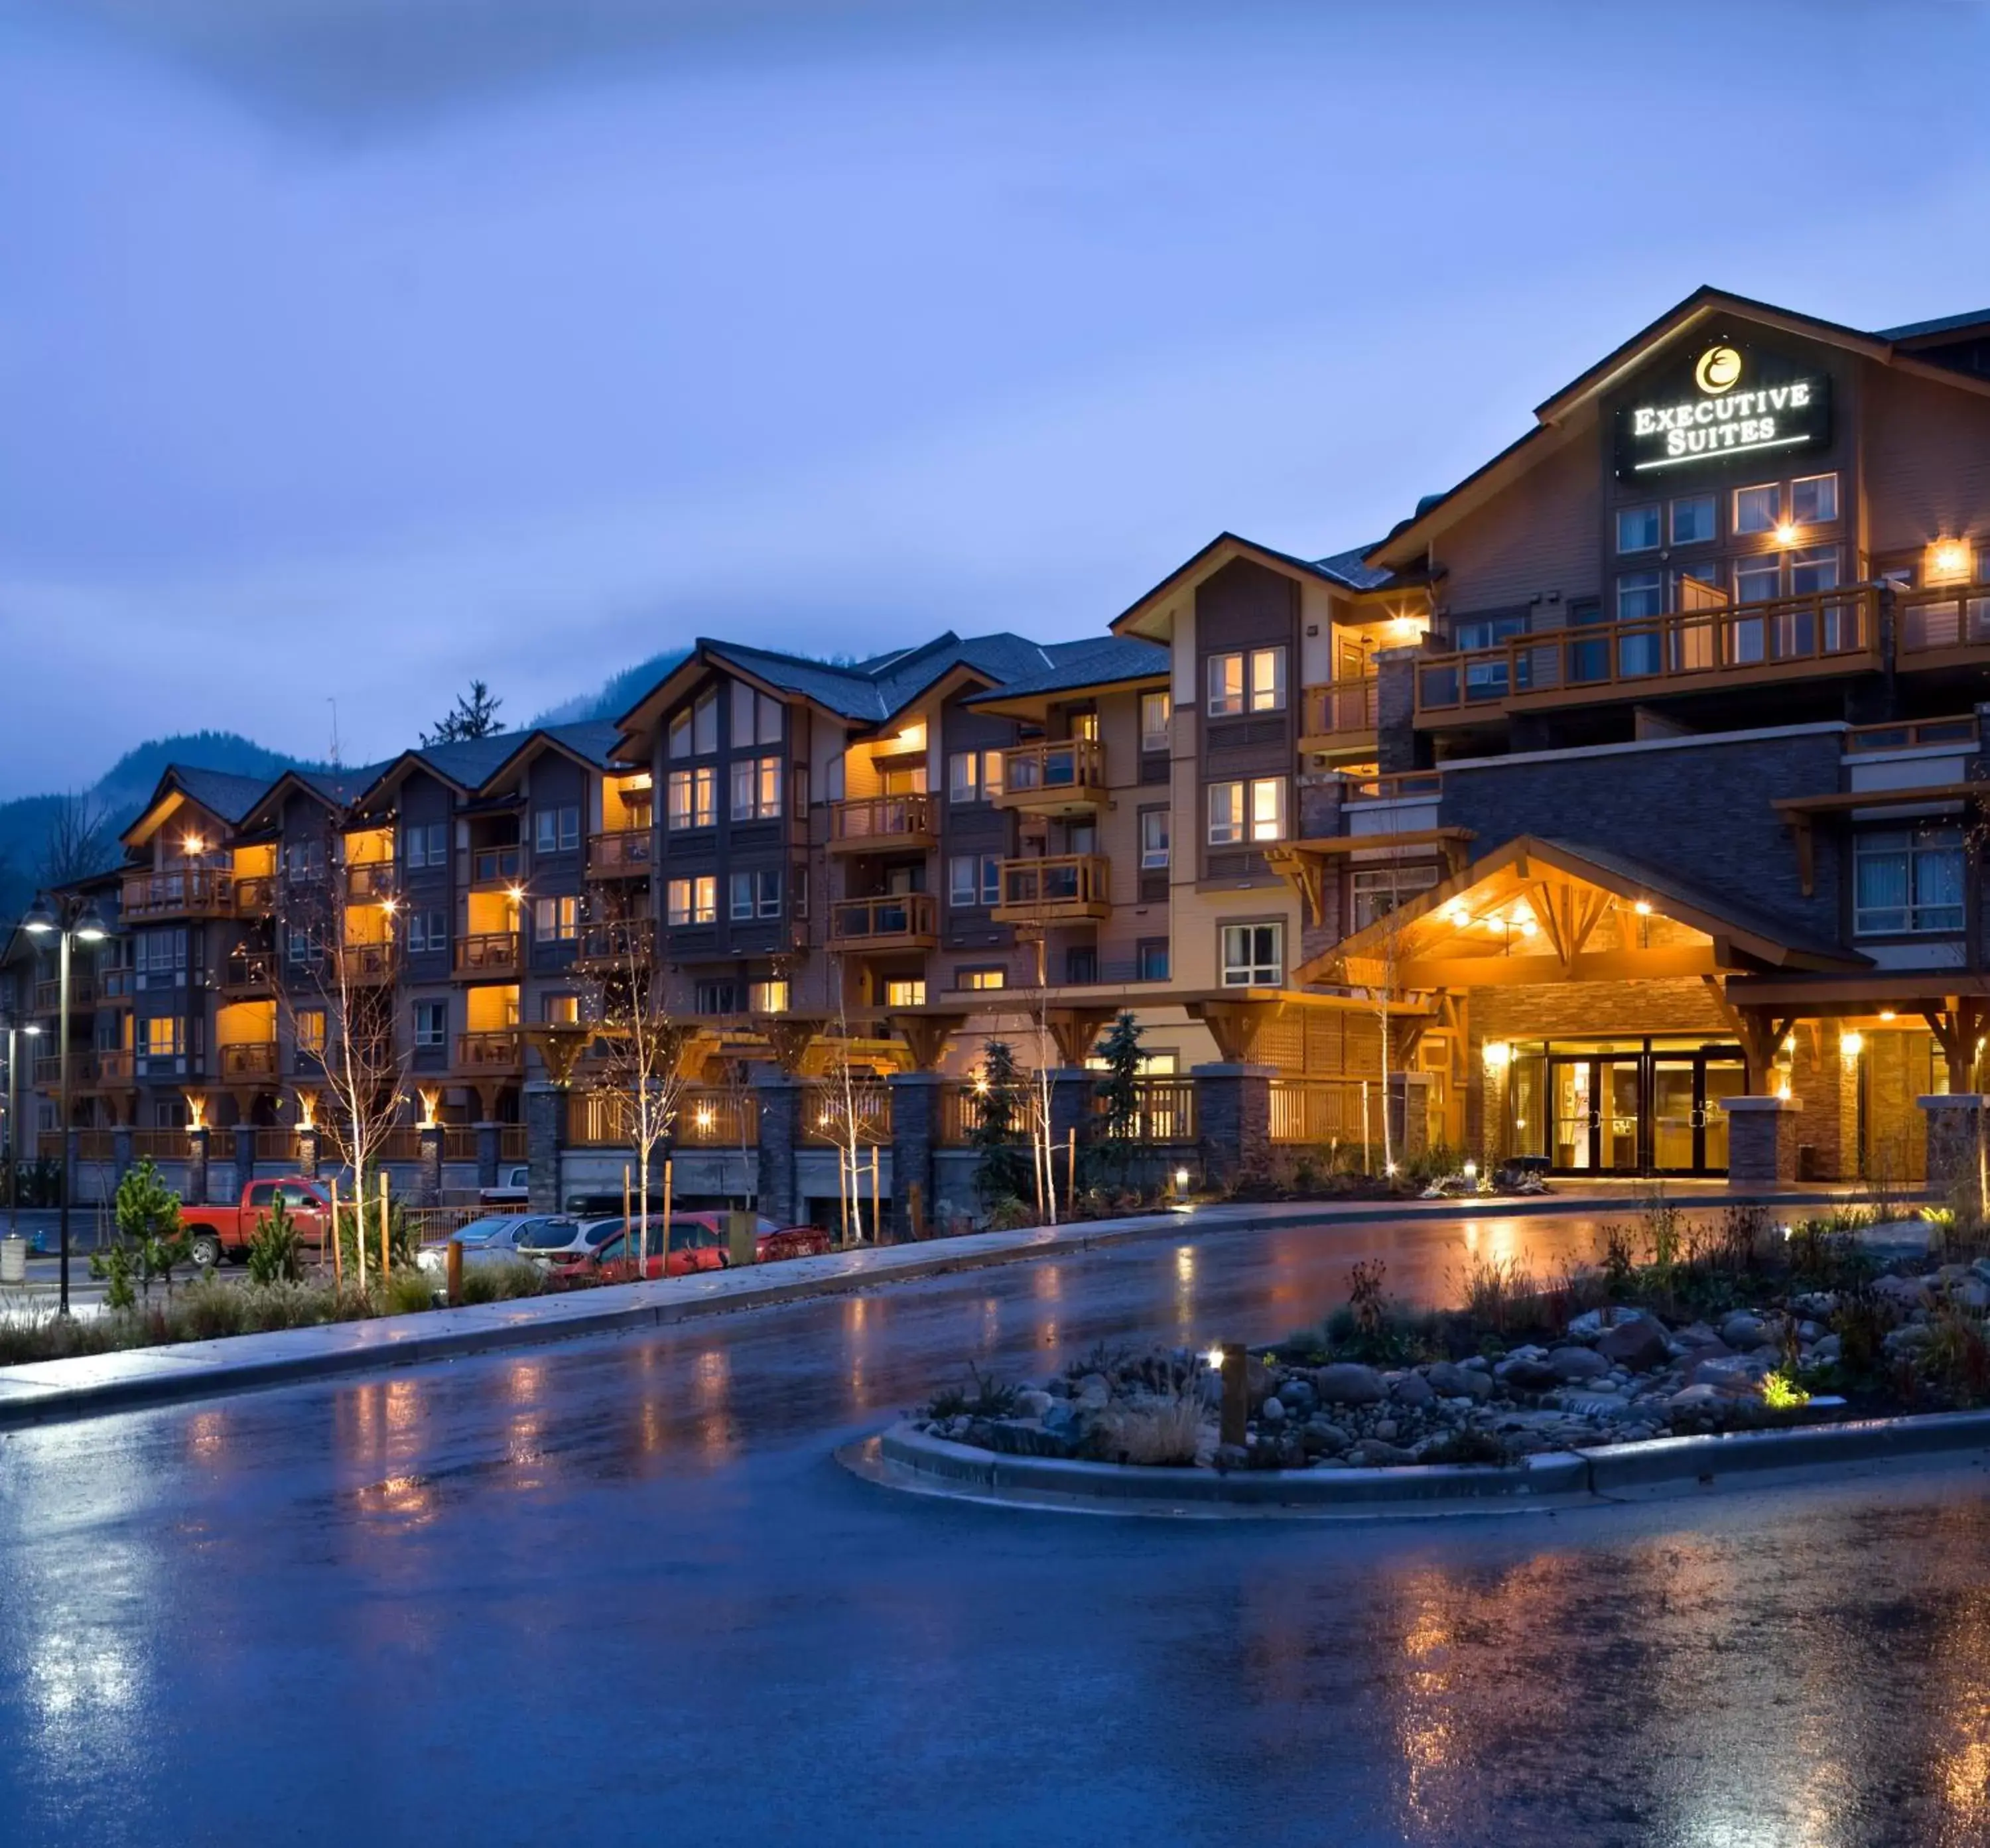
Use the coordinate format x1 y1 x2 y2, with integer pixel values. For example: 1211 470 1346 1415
446 1237 463 1306
1215 1343 1248 1449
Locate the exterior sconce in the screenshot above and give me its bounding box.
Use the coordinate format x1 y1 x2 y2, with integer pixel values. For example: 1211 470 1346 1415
1482 1041 1512 1070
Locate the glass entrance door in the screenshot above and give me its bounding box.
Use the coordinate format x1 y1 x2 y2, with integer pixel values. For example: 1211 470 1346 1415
1701 1058 1746 1172
1651 1053 1749 1173
1550 1057 1644 1171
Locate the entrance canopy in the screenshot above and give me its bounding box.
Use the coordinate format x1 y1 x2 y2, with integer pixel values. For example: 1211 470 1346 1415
1295 835 1867 994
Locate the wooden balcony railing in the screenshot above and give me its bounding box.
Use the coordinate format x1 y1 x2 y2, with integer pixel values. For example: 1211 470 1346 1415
453 932 521 978
456 1030 523 1073
576 918 655 966
996 738 1107 811
500 1124 527 1160
33 1053 98 1087
1341 770 1443 803
338 941 397 986
586 829 654 878
1845 714 1978 753
990 854 1111 922
1414 586 1881 718
96 1049 133 1085
828 892 937 949
219 951 278 997
1300 677 1380 742
828 794 937 852
676 1088 759 1148
32 978 94 1014
1095 1077 1197 1143
1269 1077 1373 1144
219 1041 279 1081
470 846 523 887
121 869 237 919
803 1081 892 1144
1896 582 1990 661
346 860 396 901
234 875 278 914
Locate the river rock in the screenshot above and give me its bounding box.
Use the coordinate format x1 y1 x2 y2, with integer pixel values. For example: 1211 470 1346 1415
1719 1312 1767 1349
1688 1353 1771 1392
983 1418 1074 1458
1426 1360 1492 1400
1279 1377 1317 1416
1014 1389 1054 1419
1672 1322 1727 1352
1666 1383 1725 1412
1260 1396 1287 1425
1301 1419 1350 1456
1347 1439 1417 1467
1392 1372 1437 1408
1313 1363 1386 1406
1596 1318 1672 1372
1073 1373 1111 1411
1548 1346 1611 1382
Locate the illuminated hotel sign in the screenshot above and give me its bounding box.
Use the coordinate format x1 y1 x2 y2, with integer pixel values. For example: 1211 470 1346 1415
1615 341 1831 478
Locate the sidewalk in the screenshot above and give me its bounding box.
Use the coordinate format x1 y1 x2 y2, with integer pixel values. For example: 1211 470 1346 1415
0 1182 1890 1429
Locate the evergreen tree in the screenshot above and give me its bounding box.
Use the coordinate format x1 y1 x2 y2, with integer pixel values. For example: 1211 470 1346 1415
970 1039 1033 1211
1092 1011 1144 1170
422 679 505 744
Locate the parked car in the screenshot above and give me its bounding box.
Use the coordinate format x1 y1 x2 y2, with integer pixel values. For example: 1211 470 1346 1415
180 1177 332 1269
413 1214 571 1286
546 1212 831 1282
515 1215 630 1267
479 1163 532 1205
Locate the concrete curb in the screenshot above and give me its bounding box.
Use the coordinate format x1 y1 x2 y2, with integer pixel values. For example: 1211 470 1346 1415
0 1183 1893 1431
854 1408 1990 1519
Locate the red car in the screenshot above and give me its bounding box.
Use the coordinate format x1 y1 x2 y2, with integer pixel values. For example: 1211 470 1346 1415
548 1213 829 1282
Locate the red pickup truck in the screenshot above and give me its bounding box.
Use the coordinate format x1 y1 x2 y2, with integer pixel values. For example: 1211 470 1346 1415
180 1177 333 1269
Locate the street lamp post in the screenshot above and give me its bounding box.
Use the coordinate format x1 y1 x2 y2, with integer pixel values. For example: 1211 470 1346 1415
23 894 109 1315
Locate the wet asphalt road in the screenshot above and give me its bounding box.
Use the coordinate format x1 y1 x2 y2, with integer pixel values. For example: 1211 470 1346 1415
3 1205 1989 1848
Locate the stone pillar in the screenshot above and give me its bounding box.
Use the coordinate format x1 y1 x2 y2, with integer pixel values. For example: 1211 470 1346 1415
750 1070 804 1227
474 1122 501 1191
1372 645 1421 774
524 1084 566 1213
1389 1072 1431 1158
1192 1063 1275 1186
1790 1027 1859 1181
186 1125 210 1206
1476 1048 1510 1165
888 1072 941 1243
111 1123 134 1187
1721 1096 1802 1186
294 1124 320 1180
416 1124 444 1207
1920 1094 1985 1199
1046 1068 1091 1198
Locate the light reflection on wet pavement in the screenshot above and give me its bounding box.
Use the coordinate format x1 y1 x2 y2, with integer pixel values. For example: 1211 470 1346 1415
3 1207 1987 1847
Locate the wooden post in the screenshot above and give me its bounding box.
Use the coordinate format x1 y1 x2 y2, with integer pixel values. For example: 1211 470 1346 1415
837 1146 848 1248
1361 1081 1372 1174
352 1171 365 1291
907 1181 924 1242
1066 1126 1076 1210
379 1169 389 1280
445 1236 463 1307
661 1158 673 1278
1219 1343 1248 1450
330 1177 344 1288
623 1162 632 1268
868 1145 881 1245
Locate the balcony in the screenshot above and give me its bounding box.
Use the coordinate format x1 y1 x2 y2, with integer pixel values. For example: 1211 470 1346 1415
96 1049 133 1085
1897 581 1990 670
33 1053 96 1087
1413 586 1882 722
828 794 937 854
456 1029 523 1075
1299 676 1379 752
32 977 94 1014
121 868 237 919
219 1041 279 1081
586 829 654 878
218 951 278 999
338 941 397 986
98 966 136 1002
234 874 277 915
575 918 655 967
990 854 1112 923
470 846 524 889
828 892 937 951
995 738 1107 815
453 932 521 979
346 860 396 902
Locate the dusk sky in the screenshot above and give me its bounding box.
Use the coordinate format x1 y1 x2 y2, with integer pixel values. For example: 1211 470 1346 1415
4 0 1989 796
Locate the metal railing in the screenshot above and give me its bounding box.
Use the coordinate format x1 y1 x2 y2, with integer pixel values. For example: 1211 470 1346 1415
829 794 936 845
1269 1078 1374 1144
828 893 935 945
454 932 521 977
998 736 1105 800
587 829 654 876
1415 586 1881 716
1301 676 1380 738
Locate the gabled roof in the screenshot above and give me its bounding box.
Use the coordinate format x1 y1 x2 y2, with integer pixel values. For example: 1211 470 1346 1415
1879 306 1990 344
121 764 277 849
478 720 626 792
1367 285 1990 570
350 730 531 807
1108 531 1412 641
962 636 1169 708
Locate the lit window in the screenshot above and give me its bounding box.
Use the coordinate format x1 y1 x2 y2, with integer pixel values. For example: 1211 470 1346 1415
751 978 789 1014
145 1016 183 1057
295 1009 326 1054
1248 647 1286 713
884 978 926 1008
1616 505 1660 553
667 770 693 831
666 878 691 926
731 756 781 821
1208 781 1243 846
1140 809 1170 870
1733 482 1780 535
1790 474 1838 526
693 876 716 924
958 967 1006 991
981 749 1004 799
1249 777 1286 842
543 993 579 1024
693 767 716 828
1140 690 1171 752
1207 653 1245 716
1670 495 1715 546
1220 923 1282 988
1855 825 1963 936
758 756 783 819
948 752 979 804
532 896 578 941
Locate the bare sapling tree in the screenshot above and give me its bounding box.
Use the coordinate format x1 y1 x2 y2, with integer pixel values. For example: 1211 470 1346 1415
817 957 884 1243
38 792 112 890
581 918 687 1272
